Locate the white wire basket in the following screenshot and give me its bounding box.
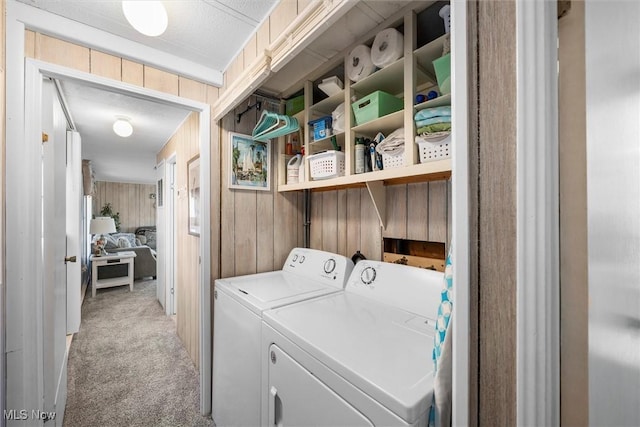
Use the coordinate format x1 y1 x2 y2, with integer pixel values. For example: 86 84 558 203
418 138 451 163
308 150 345 180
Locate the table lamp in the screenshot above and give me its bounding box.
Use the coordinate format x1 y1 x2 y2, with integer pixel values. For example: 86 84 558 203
90 217 116 256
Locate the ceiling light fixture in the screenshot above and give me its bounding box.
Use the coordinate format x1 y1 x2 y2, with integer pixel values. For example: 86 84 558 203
113 118 133 138
122 1 168 37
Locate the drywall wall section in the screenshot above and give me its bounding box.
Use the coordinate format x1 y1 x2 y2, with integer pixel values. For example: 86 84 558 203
24 31 220 368
93 181 157 233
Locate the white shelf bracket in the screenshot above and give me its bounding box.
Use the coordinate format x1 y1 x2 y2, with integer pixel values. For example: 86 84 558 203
366 181 386 230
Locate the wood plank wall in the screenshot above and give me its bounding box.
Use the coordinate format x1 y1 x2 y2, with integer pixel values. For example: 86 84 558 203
219 96 304 278
24 32 220 368
471 1 517 424
157 113 202 367
93 181 156 232
308 182 452 261
558 1 589 424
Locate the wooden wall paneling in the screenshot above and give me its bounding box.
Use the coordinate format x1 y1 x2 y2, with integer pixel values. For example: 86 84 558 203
406 182 429 241
321 191 338 254
226 55 244 90
346 188 361 258
427 181 448 243
310 192 323 249
207 85 221 283
446 180 452 247
35 34 90 72
558 2 589 424
336 189 348 257
383 184 407 239
477 1 517 424
359 188 382 261
256 20 270 58
219 114 236 277
143 65 179 96
122 59 144 87
244 34 258 68
90 50 122 81
269 0 298 43
273 192 298 267
257 189 275 272
24 30 35 58
231 101 258 276
297 0 313 15
179 77 207 103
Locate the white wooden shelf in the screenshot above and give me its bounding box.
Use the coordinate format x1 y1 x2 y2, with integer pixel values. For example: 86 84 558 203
278 159 451 192
352 110 404 136
310 91 345 115
414 93 451 111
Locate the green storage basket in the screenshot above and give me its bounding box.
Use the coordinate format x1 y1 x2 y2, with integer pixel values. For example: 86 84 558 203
352 91 403 126
433 53 451 95
285 95 304 116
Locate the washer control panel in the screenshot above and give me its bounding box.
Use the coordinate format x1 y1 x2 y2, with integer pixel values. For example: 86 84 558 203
283 248 354 287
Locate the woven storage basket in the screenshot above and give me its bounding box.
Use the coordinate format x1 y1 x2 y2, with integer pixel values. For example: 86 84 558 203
418 138 451 163
382 152 405 169
308 150 345 180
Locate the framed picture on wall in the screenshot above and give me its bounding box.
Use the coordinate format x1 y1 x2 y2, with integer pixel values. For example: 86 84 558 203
187 155 200 236
229 132 271 191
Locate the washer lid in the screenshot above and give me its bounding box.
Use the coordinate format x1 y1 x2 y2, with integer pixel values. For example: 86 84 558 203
264 292 436 424
216 271 339 314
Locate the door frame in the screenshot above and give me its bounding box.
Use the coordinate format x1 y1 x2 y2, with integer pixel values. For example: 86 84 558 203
6 56 212 416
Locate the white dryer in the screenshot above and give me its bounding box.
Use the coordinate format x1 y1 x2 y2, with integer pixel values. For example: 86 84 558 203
261 260 444 426
212 248 354 427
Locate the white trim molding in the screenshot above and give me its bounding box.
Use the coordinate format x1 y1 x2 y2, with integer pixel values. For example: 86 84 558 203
516 1 560 425
8 0 223 87
451 0 470 425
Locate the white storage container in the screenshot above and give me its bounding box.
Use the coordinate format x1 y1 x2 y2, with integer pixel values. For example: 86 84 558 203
307 150 345 180
417 136 451 163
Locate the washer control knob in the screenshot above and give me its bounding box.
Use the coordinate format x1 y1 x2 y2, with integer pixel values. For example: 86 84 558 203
324 258 337 274
361 266 377 285
292 254 298 262
299 255 305 263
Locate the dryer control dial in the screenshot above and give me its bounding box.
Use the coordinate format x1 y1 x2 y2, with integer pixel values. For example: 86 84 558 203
323 258 337 274
299 255 306 263
292 254 298 262
361 266 377 285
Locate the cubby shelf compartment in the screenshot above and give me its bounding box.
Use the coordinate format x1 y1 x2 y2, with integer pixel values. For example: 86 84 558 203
310 91 345 116
352 110 404 136
414 93 451 111
415 33 449 82
352 57 411 97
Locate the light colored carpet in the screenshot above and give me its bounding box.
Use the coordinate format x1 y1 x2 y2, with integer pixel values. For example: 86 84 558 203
64 279 213 427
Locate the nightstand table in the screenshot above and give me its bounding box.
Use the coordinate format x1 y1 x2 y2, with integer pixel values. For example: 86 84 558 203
90 251 137 297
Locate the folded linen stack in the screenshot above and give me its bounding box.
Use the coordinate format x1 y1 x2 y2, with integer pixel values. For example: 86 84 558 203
375 128 405 156
414 106 451 143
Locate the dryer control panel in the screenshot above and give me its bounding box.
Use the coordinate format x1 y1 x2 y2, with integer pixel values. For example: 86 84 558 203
283 248 354 288
346 260 444 319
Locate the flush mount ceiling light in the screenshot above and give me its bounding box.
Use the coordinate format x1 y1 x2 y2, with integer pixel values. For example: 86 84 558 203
122 1 168 37
113 118 133 138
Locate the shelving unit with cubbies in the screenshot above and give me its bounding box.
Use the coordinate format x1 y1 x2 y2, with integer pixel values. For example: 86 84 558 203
275 4 452 225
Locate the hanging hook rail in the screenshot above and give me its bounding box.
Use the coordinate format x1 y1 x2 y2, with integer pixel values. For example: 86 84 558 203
236 101 262 123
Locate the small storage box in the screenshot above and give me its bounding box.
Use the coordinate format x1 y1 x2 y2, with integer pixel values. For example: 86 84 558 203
382 152 405 169
433 53 451 94
418 136 451 163
352 91 404 126
307 150 345 180
308 116 332 141
285 95 305 116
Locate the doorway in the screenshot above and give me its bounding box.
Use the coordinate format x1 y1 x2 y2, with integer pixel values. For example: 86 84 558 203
6 58 212 416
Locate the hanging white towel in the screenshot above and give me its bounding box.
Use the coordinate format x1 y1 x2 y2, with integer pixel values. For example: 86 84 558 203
433 316 452 427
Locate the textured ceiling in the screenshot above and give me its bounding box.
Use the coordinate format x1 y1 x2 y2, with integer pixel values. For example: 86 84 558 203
59 78 191 184
17 0 279 72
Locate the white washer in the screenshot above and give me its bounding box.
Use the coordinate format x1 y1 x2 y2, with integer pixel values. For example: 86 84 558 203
261 260 444 426
212 248 354 427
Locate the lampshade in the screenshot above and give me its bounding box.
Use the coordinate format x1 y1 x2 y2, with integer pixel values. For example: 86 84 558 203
90 217 116 235
122 1 168 37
